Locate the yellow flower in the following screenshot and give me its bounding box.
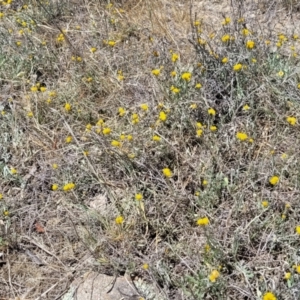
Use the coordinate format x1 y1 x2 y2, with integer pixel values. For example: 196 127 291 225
49 91 57 98
64 103 71 112
132 113 139 124
3 210 9 217
196 129 203 137
286 116 297 125
152 135 161 142
277 71 284 77
86 124 92 131
97 119 105 126
0 194 3 200
296 226 300 234
90 47 97 53
157 103 164 109
196 122 203 128
262 201 269 208
202 180 208 186
269 176 279 186
16 41 22 47
278 34 287 42
108 40 116 47
190 103 197 109
170 70 177 77
194 20 200 26
111 140 121 147
56 33 65 43
197 217 209 226
233 63 243 71
181 72 192 81
236 132 248 141
27 111 33 118
128 153 135 159
117 73 124 81
195 83 202 89
142 263 149 270
284 272 291 280
296 265 300 274
118 107 126 116
252 58 257 63
263 292 277 300
222 57 228 63
102 127 111 135
0 12 4 18
298 83 300 89
293 34 299 40
51 184 58 191
52 163 58 169
221 34 230 42
10 168 17 174
170 86 180 94
63 183 75 191
243 104 250 111
222 17 231 25
242 28 251 36
40 86 47 92
151 69 160 76
140 104 149 111
30 86 38 92
115 215 124 224
210 125 217 131
159 111 167 121
208 270 220 282
265 40 271 45
65 136 72 143
281 153 288 160
204 244 210 252
171 53 179 62
198 38 206 45
162 168 172 178
208 108 216 116
135 193 143 201
246 40 255 49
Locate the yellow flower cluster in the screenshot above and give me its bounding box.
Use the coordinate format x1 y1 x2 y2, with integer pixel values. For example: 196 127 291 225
197 216 209 226
208 270 220 282
162 168 172 178
170 85 180 94
269 176 279 186
181 72 191 81
236 132 248 141
263 292 276 300
63 183 75 191
115 215 124 224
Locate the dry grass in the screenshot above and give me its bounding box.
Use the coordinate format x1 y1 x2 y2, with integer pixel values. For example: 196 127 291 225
1 0 300 299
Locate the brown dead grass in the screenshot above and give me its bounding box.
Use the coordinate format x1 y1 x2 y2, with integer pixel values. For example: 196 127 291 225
0 0 300 299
